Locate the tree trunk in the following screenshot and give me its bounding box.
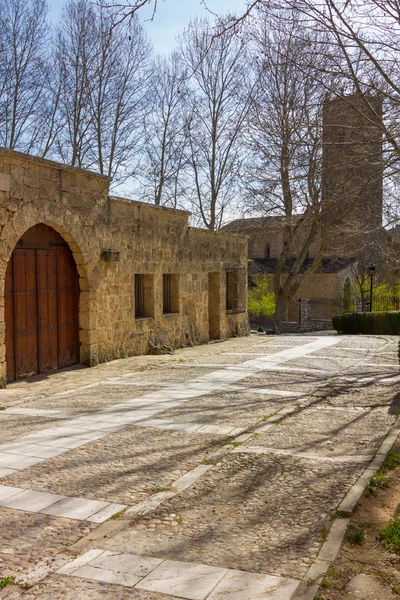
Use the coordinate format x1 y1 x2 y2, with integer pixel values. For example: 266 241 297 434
275 291 289 323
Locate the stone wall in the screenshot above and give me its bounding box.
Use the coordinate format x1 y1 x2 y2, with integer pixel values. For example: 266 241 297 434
0 148 249 386
275 299 334 334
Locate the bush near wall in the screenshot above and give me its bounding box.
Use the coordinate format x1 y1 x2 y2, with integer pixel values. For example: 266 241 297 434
332 311 400 335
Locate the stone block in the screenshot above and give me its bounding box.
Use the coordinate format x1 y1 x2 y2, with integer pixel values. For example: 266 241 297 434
10 167 23 199
0 173 10 192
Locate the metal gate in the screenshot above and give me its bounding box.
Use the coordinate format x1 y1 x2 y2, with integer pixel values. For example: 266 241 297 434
5 224 79 382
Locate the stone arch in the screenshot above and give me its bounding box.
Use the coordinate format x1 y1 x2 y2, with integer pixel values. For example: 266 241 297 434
0 210 99 387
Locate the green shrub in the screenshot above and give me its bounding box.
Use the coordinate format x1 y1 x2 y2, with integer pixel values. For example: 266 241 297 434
345 525 365 545
382 451 400 472
365 473 388 496
257 325 265 333
332 311 400 335
380 518 400 552
248 279 275 319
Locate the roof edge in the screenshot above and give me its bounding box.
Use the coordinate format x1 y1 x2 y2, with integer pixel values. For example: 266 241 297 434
109 195 191 216
0 147 112 181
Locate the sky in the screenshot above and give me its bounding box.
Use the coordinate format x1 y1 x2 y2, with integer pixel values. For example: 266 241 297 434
47 0 250 54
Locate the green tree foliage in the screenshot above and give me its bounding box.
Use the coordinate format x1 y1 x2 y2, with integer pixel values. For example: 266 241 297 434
248 278 275 319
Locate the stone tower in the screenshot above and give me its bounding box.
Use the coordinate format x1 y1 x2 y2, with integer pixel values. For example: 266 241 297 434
322 94 383 255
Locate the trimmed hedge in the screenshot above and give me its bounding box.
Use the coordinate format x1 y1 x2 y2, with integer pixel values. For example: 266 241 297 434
332 311 400 335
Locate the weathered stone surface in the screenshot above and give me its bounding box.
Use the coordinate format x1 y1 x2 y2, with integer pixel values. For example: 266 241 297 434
0 334 398 600
0 148 249 385
346 573 395 599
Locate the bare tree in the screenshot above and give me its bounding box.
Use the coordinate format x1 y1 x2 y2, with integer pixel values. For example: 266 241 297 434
139 53 188 207
56 0 98 168
99 0 259 35
56 0 152 183
245 7 346 321
0 0 51 153
88 11 152 183
179 17 252 230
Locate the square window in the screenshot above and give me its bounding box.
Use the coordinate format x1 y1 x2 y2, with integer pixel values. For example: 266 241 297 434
135 274 154 319
163 274 179 314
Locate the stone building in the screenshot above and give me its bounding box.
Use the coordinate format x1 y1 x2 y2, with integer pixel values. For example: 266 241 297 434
223 94 384 322
0 148 248 387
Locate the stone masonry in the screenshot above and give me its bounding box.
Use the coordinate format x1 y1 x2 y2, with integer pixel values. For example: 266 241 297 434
0 148 249 387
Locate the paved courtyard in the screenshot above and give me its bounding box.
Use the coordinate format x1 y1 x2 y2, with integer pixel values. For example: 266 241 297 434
0 333 399 599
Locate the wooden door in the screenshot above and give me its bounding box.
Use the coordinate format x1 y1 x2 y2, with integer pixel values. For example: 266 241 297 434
5 225 79 382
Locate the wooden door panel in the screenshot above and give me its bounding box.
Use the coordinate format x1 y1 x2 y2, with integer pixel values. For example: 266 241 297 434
5 225 79 381
57 249 79 368
13 250 38 379
5 257 15 381
37 250 58 373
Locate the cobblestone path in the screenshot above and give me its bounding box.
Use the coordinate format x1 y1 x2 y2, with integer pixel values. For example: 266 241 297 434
0 333 399 599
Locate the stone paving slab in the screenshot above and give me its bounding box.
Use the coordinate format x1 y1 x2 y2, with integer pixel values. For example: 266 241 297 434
0 441 66 459
41 497 110 520
101 453 362 580
0 454 44 470
86 503 127 523
0 484 127 523
0 489 65 512
0 414 70 444
59 550 299 600
4 427 221 505
0 467 17 478
0 508 94 579
207 569 299 600
3 574 182 599
0 485 24 501
135 559 228 599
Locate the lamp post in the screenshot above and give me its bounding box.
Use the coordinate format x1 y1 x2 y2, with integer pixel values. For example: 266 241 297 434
368 265 376 312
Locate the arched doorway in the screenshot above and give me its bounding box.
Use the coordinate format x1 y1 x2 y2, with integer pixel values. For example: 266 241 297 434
5 224 80 381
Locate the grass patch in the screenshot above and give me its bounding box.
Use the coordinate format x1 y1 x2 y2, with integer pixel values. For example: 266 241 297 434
219 440 243 448
175 514 184 523
331 510 348 519
365 473 388 496
111 509 127 519
327 567 341 578
321 526 330 540
345 525 365 545
0 576 15 589
380 518 400 553
320 579 330 589
382 450 400 472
